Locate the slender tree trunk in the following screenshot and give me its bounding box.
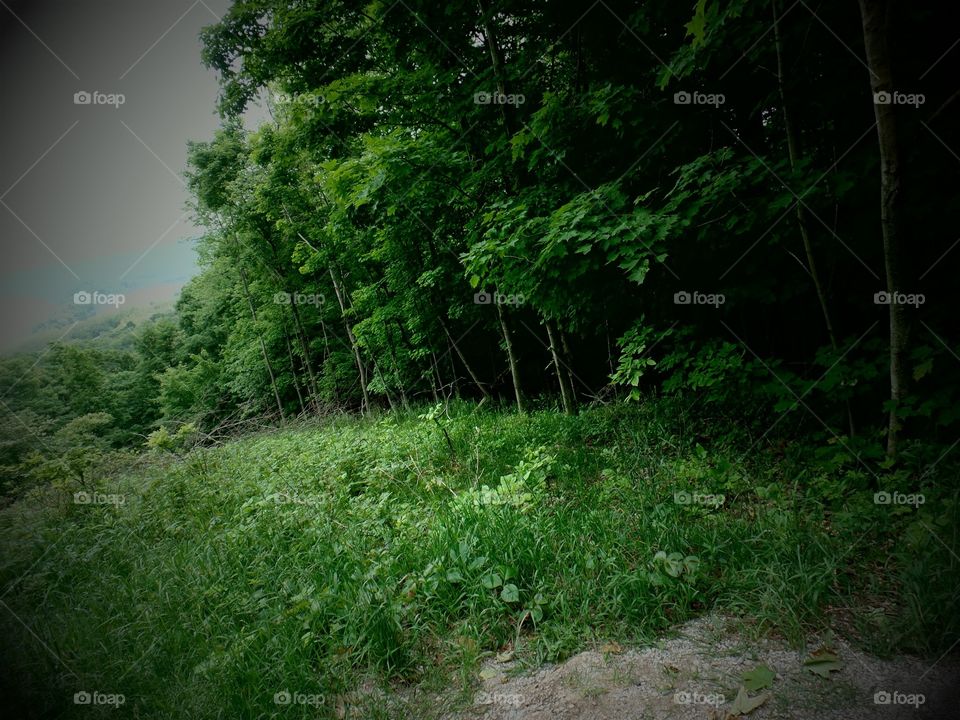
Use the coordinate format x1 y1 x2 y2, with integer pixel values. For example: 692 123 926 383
288 302 319 407
478 0 513 137
439 316 491 401
497 302 525 412
773 0 837 347
429 352 440 403
859 0 907 459
560 330 578 405
373 358 397 412
773 0 855 438
328 265 371 414
479 2 530 411
545 319 574 414
235 258 284 420
385 344 410 410
282 324 306 415
389 319 413 409
446 337 460 398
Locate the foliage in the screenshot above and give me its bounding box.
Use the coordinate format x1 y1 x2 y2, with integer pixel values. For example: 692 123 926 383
1 402 955 718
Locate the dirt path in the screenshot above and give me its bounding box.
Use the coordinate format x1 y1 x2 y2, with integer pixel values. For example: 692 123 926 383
443 615 958 720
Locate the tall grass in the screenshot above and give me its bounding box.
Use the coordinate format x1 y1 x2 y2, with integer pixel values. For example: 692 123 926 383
0 400 954 718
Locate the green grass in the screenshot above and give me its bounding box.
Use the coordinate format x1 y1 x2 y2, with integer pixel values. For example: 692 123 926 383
0 400 956 718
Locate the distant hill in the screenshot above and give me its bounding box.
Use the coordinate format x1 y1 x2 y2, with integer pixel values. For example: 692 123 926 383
7 301 177 355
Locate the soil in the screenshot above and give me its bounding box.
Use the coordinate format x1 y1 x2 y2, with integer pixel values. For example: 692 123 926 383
440 615 959 720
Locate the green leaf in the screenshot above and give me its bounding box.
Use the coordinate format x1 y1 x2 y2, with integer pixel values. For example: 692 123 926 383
741 664 775 691
500 583 519 603
481 572 503 589
684 0 710 48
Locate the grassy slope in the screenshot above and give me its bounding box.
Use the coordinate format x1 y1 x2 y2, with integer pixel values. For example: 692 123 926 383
0 401 954 718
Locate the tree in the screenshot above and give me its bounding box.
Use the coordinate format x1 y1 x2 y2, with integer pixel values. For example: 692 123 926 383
859 0 908 459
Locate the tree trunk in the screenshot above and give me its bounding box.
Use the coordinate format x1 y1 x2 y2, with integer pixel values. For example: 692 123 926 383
282 323 306 415
606 323 615 378
479 1 530 413
478 0 513 137
773 0 855 438
235 258 284 420
318 316 334 404
372 357 397 412
288 301 319 407
859 0 907 459
385 343 410 410
497 302 524 412
328 265 371 414
429 351 440 403
447 337 461 398
439 316 491 401
545 319 574 414
560 329 579 409
389 319 413 409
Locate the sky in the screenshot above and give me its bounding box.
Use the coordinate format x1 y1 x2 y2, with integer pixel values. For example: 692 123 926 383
0 0 263 351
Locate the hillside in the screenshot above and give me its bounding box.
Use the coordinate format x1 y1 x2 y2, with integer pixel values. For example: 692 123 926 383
1 402 955 718
8 301 177 356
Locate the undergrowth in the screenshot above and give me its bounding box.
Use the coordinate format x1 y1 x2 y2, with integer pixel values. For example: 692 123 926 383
0 399 956 718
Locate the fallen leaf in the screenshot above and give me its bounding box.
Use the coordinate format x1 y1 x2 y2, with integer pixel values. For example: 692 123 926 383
741 664 775 691
803 649 841 677
727 686 769 716
456 636 478 652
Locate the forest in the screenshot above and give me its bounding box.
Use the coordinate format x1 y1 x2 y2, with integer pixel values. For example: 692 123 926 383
1 1 958 718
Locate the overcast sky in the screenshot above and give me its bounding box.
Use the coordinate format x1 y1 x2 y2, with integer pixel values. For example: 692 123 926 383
0 0 263 350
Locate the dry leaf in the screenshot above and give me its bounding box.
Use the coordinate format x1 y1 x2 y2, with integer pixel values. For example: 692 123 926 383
803 648 841 677
727 686 769 716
